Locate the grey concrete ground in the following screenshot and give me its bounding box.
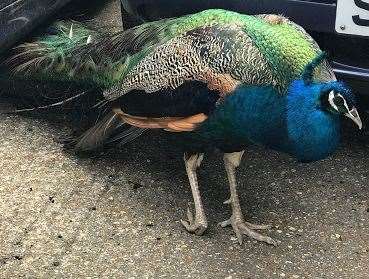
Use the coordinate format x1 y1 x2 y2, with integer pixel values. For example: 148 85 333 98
0 110 369 278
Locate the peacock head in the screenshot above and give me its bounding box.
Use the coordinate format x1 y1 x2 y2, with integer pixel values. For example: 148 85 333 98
300 52 362 130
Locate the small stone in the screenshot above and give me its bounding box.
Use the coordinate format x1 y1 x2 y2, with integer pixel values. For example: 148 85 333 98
280 273 286 277
330 233 343 241
276 230 283 234
288 226 297 232
292 275 300 278
230 237 238 242
288 245 293 249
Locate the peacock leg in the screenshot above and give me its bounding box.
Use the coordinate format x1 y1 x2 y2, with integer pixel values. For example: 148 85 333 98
180 153 208 235
220 151 277 246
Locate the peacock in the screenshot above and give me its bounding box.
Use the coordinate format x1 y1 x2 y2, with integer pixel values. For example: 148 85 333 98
5 9 362 245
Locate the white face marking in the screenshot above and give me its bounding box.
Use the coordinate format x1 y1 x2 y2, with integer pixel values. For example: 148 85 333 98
345 107 363 130
328 91 338 111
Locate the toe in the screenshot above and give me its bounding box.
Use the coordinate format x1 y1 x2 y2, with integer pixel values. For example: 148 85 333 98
186 205 194 223
180 219 192 231
233 224 243 245
239 223 277 246
245 222 272 230
194 224 207 236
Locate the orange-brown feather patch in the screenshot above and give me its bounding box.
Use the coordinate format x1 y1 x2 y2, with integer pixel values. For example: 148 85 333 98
112 108 207 132
167 122 196 132
198 70 240 95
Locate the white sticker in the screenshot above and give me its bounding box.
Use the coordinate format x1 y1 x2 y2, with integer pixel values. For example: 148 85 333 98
335 0 369 37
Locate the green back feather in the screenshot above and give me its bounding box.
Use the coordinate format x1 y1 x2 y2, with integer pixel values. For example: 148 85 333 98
302 51 328 85
6 9 329 91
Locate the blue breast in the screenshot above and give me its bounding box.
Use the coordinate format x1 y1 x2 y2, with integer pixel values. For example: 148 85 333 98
198 82 341 162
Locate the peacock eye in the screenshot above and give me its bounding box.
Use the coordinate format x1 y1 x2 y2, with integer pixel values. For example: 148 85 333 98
333 94 351 114
334 96 344 107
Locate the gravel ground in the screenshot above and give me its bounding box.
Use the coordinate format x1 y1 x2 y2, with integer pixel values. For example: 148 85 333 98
0 110 368 278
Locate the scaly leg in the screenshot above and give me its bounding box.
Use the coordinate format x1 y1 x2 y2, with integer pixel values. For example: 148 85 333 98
220 151 277 246
180 153 208 235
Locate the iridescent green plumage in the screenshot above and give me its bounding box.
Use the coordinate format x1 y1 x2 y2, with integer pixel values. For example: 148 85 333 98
8 9 334 96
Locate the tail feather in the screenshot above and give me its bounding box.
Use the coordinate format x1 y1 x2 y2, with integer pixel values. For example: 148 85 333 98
71 111 145 152
5 15 179 88
72 111 119 151
108 126 147 146
5 21 125 88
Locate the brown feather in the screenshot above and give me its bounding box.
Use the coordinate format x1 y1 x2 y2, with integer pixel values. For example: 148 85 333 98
112 108 207 132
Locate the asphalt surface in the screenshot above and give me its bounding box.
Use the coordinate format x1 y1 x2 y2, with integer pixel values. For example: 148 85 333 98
0 108 368 278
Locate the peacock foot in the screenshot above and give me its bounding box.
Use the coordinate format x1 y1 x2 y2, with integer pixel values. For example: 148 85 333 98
220 213 277 246
180 204 208 235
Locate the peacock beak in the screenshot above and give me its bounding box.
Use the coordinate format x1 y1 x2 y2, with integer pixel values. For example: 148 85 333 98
345 107 362 130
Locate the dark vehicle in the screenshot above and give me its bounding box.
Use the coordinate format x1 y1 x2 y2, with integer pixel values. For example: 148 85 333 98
121 0 369 95
0 0 72 53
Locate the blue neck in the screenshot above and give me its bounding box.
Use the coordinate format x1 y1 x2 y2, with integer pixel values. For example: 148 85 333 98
201 82 341 162
286 81 340 162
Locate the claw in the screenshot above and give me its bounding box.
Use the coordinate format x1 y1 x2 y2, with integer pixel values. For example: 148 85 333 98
223 198 231 205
